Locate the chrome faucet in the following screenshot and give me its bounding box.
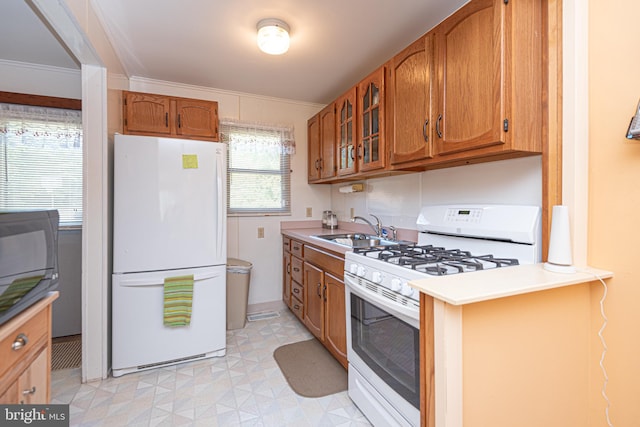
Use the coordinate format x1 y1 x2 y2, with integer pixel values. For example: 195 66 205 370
351 214 382 237
387 225 398 241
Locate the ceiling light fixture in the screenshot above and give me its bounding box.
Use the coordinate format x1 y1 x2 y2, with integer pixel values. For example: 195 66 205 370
257 18 290 55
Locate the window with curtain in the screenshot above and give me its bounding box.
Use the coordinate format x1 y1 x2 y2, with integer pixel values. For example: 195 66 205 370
0 102 83 226
221 119 295 216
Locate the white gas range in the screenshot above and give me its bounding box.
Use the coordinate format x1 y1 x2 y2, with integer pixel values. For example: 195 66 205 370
344 204 541 427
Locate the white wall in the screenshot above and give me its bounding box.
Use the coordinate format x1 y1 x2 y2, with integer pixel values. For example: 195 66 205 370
53 229 82 337
128 78 329 311
0 60 81 98
331 156 542 231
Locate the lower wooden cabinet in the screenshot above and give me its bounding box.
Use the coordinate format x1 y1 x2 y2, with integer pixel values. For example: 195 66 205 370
303 263 324 338
0 292 58 404
323 272 347 366
282 236 347 369
283 237 304 321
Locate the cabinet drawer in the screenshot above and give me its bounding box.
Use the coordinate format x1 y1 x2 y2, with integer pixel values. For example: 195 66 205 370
305 246 345 278
0 308 48 380
283 237 291 252
290 294 304 320
291 256 303 284
291 280 304 303
290 239 304 258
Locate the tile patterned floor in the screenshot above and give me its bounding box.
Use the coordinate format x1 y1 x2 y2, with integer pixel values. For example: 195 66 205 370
51 309 372 426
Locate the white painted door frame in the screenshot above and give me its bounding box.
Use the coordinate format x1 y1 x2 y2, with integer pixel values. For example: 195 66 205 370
30 0 109 381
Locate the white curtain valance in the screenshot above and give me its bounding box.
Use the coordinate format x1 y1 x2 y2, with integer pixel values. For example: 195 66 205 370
0 103 82 147
220 118 295 155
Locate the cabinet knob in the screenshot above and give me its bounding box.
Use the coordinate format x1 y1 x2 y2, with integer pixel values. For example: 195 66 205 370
12 333 28 351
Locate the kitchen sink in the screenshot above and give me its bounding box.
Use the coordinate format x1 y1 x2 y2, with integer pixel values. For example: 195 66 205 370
311 233 400 248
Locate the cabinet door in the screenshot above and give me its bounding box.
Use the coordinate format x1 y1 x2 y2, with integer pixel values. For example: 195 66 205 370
123 92 171 135
18 349 48 404
175 99 219 140
433 0 506 156
335 87 358 176
389 34 435 166
0 381 18 403
282 251 292 308
319 103 337 179
324 273 347 369
307 114 322 182
303 263 324 339
358 66 386 172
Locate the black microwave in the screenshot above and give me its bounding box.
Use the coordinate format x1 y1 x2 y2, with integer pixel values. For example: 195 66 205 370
0 210 59 326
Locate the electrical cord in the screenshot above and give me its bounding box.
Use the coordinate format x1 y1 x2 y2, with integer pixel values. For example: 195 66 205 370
579 269 613 427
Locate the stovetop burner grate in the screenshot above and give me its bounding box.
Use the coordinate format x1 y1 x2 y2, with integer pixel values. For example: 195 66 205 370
353 244 519 276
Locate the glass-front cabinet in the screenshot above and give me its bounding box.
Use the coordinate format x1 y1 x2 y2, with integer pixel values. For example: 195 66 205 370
357 66 386 173
336 87 357 176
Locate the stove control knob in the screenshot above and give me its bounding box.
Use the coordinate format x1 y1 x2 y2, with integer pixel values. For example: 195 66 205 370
357 266 366 277
349 263 358 275
372 271 383 283
400 282 414 297
391 278 402 292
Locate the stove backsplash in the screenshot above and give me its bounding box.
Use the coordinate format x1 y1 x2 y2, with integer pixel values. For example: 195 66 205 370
330 156 542 231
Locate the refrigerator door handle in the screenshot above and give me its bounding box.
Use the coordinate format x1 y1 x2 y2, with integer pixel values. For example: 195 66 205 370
117 271 223 287
216 149 226 259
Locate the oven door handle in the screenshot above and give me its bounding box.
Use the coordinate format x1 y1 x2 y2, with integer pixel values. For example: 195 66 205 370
344 273 420 327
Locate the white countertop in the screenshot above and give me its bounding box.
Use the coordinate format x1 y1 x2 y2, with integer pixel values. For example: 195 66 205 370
409 263 613 305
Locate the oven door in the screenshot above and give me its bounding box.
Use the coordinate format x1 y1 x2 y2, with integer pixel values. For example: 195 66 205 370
344 272 420 426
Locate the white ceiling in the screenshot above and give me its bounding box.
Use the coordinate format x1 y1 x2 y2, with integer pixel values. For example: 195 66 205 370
0 0 79 70
2 0 469 105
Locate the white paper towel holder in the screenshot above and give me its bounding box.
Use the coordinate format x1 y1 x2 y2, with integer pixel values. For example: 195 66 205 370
543 205 576 274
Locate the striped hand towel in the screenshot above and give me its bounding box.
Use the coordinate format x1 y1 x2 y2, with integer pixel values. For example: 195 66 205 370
163 275 194 327
0 275 44 313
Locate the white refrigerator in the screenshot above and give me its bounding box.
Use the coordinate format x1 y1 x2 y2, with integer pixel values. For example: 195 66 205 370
112 134 226 377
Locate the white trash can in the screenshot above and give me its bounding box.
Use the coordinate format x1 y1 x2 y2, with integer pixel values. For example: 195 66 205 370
226 258 252 330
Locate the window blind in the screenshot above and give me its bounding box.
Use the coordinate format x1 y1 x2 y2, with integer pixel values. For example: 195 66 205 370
220 119 294 216
0 103 83 226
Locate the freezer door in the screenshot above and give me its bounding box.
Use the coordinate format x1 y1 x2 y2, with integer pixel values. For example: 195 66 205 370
111 265 226 372
113 135 226 273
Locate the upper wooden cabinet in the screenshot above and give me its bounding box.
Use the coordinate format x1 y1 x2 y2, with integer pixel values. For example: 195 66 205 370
431 0 542 160
388 33 435 167
307 114 321 182
336 87 357 176
308 0 544 183
123 91 219 141
307 103 336 182
357 66 387 173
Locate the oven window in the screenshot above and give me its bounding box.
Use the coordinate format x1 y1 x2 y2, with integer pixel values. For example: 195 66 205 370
350 293 420 409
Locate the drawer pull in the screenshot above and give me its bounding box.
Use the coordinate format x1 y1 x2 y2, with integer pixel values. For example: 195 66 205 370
12 333 28 351
293 267 300 273
294 304 300 310
22 386 36 395
293 288 300 294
